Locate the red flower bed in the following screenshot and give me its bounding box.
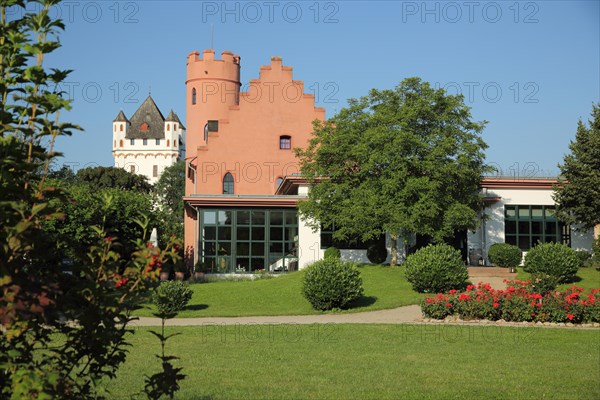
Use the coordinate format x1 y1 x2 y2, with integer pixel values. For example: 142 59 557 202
421 280 600 323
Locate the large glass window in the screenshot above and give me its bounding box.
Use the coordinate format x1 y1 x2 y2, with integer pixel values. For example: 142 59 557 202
200 209 298 273
504 205 570 250
223 173 234 194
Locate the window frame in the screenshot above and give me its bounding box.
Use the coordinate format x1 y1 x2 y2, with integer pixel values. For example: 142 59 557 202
504 205 570 250
223 172 234 194
279 135 291 150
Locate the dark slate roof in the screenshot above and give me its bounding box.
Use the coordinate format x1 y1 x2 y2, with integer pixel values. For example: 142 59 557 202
165 110 186 129
113 110 129 122
126 96 166 139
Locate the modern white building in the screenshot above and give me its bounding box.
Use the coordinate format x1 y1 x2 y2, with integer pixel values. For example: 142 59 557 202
112 96 185 184
274 176 595 269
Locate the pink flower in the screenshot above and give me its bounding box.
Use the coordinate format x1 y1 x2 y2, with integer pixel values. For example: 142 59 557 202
567 314 574 321
493 303 499 309
445 303 452 308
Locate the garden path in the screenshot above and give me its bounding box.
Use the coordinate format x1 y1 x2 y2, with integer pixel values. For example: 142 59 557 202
132 268 581 328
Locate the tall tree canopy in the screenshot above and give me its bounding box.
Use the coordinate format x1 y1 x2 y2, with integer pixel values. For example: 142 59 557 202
153 161 185 245
0 2 177 397
554 103 600 235
76 165 152 192
295 78 489 266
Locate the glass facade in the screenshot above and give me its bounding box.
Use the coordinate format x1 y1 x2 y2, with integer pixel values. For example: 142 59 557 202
201 208 298 273
504 205 570 251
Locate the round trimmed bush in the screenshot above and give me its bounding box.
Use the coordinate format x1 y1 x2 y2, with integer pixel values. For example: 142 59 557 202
405 243 469 293
152 280 193 318
523 242 579 283
302 259 363 311
324 246 341 260
367 243 388 264
488 243 522 268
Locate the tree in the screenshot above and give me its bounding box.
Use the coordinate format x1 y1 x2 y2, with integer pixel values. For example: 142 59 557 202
295 78 488 266
76 165 152 192
0 1 179 397
153 161 185 246
44 182 156 260
554 103 600 238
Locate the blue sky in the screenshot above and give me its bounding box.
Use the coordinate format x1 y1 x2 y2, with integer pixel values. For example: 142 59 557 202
26 0 599 177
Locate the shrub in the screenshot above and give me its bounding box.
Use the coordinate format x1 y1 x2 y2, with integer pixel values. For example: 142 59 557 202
152 281 193 318
302 259 363 311
405 244 469 293
575 250 592 267
488 243 522 268
524 242 579 283
421 282 600 323
324 246 341 260
527 273 559 294
367 243 388 264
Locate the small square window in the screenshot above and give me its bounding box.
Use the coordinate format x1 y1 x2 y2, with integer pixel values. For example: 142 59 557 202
153 165 158 177
143 139 148 146
130 139 135 145
155 139 161 145
280 135 291 149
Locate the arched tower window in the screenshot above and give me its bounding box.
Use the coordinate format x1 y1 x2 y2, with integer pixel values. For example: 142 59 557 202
120 124 123 132
192 88 197 105
119 139 124 147
167 123 170 131
174 140 177 147
223 173 234 194
280 135 291 149
167 139 170 147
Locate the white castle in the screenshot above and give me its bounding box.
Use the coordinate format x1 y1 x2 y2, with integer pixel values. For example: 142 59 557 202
112 95 185 184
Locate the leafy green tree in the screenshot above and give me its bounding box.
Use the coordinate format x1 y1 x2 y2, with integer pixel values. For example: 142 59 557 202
0 1 180 398
47 164 77 182
554 103 600 237
76 165 152 192
44 183 155 260
153 161 185 245
296 78 488 266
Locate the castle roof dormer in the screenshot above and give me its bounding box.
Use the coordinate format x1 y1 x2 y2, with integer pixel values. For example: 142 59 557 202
166 110 186 129
126 95 166 140
113 110 129 123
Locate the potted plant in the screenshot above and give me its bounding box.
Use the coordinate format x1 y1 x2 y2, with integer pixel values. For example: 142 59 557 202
159 266 170 281
194 260 206 280
174 260 188 281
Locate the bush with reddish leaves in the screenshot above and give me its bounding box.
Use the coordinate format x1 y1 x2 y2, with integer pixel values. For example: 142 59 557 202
421 280 600 323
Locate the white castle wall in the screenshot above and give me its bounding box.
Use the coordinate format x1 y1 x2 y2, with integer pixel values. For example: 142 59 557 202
112 121 185 184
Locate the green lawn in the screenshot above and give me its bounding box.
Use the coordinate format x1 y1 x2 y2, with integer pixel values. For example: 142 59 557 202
516 267 600 292
103 324 600 399
134 265 424 318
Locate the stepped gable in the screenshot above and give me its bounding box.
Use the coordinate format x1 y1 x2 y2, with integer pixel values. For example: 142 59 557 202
126 95 166 139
